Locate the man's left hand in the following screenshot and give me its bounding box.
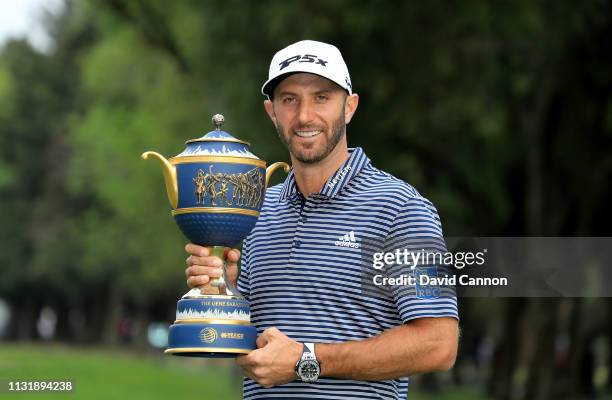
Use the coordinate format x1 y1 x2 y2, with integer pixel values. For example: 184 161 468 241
236 327 303 388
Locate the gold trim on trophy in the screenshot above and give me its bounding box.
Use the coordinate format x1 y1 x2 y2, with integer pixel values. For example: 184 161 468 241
170 156 266 167
164 347 252 355
174 318 251 325
171 207 260 217
181 292 245 300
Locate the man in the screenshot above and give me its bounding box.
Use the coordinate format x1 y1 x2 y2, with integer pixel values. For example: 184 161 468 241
185 40 459 399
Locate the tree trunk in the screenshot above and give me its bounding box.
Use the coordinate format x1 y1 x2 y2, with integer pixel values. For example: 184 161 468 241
556 298 585 398
102 283 124 346
523 299 560 400
487 298 527 400
15 296 38 340
607 299 612 392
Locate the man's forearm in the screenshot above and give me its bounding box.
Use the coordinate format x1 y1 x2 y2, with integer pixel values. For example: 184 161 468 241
316 317 458 381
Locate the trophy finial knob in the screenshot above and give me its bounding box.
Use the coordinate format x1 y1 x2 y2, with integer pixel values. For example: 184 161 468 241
212 114 225 130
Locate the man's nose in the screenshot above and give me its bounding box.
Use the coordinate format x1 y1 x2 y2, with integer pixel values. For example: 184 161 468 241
297 100 315 125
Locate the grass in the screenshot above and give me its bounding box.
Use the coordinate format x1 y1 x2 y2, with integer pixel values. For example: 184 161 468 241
408 387 487 400
0 343 514 400
0 343 242 400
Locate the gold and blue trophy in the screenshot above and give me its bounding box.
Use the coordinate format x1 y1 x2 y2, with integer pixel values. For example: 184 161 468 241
142 114 289 357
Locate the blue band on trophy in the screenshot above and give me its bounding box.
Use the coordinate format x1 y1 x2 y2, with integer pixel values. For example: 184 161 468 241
166 323 257 357
176 163 266 210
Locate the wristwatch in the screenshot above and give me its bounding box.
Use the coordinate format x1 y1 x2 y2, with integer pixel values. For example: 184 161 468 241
295 342 321 382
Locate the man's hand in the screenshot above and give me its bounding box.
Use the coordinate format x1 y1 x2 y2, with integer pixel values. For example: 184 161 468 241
236 327 303 388
184 243 240 289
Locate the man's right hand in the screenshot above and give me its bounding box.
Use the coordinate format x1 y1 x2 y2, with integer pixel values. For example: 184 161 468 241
184 243 240 290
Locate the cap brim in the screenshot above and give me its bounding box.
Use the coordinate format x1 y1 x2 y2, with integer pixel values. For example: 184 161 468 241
261 72 351 98
261 72 299 98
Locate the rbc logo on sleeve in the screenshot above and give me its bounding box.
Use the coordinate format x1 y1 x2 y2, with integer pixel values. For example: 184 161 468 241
414 267 441 299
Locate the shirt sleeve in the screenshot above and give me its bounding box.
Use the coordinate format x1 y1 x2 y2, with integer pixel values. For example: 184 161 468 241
237 238 251 300
385 196 459 323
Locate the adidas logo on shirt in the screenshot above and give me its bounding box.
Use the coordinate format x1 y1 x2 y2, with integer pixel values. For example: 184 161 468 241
334 230 360 249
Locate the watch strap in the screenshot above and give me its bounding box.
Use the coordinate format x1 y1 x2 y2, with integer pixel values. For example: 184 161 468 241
302 342 316 360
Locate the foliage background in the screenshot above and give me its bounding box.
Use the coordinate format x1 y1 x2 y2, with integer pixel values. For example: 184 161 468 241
0 1 611 399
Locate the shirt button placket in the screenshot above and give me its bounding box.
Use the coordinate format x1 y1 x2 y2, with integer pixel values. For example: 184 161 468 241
289 198 310 263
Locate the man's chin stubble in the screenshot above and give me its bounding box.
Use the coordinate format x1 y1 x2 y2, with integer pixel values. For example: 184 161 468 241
276 116 346 164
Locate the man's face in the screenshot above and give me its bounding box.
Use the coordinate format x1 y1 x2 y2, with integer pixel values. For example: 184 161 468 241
264 73 355 164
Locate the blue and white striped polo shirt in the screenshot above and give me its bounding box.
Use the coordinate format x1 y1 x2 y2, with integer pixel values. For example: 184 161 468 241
237 147 458 399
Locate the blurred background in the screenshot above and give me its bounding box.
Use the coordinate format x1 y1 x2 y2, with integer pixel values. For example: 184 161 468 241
0 0 611 399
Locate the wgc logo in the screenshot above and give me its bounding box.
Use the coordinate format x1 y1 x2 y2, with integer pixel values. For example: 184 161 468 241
199 327 218 344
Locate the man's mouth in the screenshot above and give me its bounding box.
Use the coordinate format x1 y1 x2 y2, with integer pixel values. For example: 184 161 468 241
294 130 322 138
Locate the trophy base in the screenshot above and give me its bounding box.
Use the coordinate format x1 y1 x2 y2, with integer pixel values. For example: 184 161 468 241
166 295 257 358
166 322 257 358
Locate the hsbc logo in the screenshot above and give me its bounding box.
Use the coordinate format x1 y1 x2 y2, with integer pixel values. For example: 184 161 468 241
279 54 328 70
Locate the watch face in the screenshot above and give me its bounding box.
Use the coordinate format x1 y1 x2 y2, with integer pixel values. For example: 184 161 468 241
297 360 320 382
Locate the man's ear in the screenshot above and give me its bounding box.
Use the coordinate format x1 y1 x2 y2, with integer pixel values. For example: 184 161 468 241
264 99 277 126
344 93 359 124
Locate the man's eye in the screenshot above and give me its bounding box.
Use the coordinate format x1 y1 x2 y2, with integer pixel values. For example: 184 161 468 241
316 95 328 102
282 97 296 104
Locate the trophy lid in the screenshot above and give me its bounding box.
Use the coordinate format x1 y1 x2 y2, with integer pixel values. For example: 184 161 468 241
175 114 259 159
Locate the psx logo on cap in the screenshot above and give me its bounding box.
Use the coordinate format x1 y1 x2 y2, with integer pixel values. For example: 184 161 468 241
262 40 352 97
279 54 329 70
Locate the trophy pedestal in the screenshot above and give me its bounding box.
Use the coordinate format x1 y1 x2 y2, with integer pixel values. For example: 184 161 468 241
165 295 257 358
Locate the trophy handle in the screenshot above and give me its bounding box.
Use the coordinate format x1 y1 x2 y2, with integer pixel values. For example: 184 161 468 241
141 151 178 209
265 162 290 188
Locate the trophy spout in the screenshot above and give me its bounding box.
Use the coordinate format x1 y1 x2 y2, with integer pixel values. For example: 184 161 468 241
265 162 290 188
141 151 178 209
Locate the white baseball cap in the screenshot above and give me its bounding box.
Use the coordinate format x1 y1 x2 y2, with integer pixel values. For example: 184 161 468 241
261 40 353 98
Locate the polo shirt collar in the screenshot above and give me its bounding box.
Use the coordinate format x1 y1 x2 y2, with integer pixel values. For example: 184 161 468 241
278 147 370 202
